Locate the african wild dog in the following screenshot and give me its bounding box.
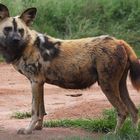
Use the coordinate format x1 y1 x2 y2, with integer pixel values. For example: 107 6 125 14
0 4 140 135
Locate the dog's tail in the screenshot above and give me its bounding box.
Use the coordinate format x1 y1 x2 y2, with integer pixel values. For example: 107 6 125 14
118 40 140 91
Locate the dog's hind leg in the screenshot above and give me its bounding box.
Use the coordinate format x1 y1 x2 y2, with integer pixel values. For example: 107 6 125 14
97 55 128 133
99 79 128 133
119 63 138 129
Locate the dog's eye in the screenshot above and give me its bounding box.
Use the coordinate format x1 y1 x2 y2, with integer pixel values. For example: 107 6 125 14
4 27 12 32
18 28 24 36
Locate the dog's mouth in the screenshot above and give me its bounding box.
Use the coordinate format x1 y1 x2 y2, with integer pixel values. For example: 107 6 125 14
0 37 27 63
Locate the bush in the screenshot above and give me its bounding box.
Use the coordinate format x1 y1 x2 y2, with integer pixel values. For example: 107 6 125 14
0 0 140 55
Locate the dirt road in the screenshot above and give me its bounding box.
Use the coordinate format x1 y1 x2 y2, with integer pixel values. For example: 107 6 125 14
0 63 140 139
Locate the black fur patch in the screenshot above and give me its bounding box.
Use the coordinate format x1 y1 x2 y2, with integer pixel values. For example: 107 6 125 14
130 60 140 82
101 47 109 54
35 35 60 61
13 18 17 32
0 36 28 63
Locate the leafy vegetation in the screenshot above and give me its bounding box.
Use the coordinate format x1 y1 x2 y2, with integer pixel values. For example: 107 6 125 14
0 0 140 54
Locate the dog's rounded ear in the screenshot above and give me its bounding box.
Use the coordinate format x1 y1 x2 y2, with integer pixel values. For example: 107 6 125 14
20 8 37 26
0 4 10 21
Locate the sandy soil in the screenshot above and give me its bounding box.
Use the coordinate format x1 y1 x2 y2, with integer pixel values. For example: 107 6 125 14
0 63 140 139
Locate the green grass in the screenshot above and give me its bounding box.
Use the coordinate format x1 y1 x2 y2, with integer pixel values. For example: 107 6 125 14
0 0 139 47
12 109 140 139
11 111 31 119
64 137 94 140
0 55 3 62
43 109 140 140
43 110 116 133
0 0 140 59
135 49 140 58
42 109 118 133
11 109 116 132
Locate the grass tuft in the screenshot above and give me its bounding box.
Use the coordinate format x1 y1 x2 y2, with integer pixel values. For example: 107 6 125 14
43 109 116 133
11 111 31 119
64 136 94 140
43 109 140 140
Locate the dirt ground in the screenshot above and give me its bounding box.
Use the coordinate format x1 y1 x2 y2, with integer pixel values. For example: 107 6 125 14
0 63 140 140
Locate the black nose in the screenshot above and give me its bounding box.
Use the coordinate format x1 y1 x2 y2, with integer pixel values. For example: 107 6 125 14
12 36 20 43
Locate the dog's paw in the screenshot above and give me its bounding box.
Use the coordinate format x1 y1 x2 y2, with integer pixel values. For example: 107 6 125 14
17 128 32 135
34 125 43 130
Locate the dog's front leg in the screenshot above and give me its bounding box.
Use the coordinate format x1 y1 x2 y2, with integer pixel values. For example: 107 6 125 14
34 83 46 130
18 82 44 134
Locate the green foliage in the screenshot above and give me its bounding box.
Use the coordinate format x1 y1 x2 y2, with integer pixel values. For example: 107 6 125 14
43 109 116 133
11 108 140 139
44 108 140 140
0 55 3 62
0 0 140 59
11 111 31 119
64 137 94 140
0 0 140 47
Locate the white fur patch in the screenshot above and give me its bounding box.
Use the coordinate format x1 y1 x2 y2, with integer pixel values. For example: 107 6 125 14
38 33 45 43
45 49 51 56
99 35 110 39
14 15 20 18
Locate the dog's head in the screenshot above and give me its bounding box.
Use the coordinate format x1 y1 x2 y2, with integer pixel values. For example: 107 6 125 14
0 4 37 63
